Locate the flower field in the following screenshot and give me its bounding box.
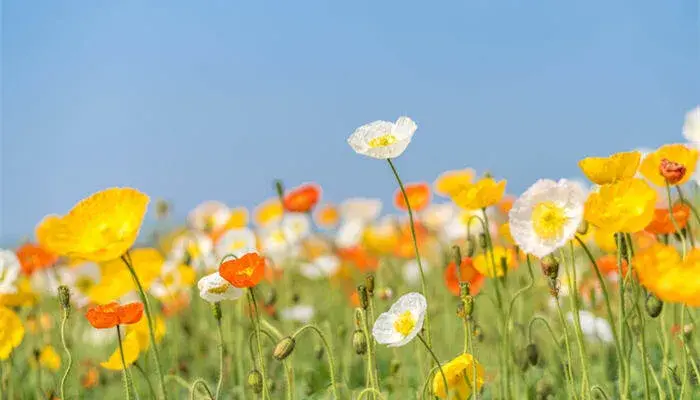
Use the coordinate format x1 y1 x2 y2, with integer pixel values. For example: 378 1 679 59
2 109 700 399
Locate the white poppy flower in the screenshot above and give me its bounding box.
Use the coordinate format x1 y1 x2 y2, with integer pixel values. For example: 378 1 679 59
281 213 311 244
170 231 216 272
280 305 315 323
420 203 455 232
339 198 383 222
372 292 427 347
402 259 429 286
197 272 244 303
30 268 60 295
300 255 340 280
335 220 365 248
215 228 257 260
509 179 586 258
682 106 700 145
0 249 21 294
567 311 614 343
348 117 417 159
56 261 101 308
188 201 231 233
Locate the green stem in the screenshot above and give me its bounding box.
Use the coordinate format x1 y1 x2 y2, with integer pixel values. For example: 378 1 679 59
190 378 215 400
615 233 629 399
417 335 451 400
59 307 73 400
134 362 157 400
591 385 610 400
555 299 578 400
563 245 590 398
291 324 340 399
117 325 134 400
359 308 378 397
247 288 270 399
387 158 432 347
121 253 167 400
216 315 225 399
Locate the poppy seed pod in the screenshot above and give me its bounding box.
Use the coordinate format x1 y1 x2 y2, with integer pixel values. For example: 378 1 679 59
352 330 368 355
57 285 71 312
645 293 663 318
272 337 296 361
247 370 264 394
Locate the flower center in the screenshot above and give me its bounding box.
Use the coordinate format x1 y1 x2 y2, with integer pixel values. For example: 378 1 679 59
229 240 247 250
532 201 568 240
659 158 686 184
393 310 416 336
207 282 231 294
368 134 398 148
240 265 256 277
75 276 94 293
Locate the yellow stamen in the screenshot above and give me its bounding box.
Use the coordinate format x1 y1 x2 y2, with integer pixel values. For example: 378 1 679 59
368 134 398 148
393 310 416 336
207 283 231 294
532 201 568 240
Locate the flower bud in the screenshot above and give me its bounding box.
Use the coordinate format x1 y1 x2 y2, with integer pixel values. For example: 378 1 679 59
353 308 363 329
547 277 560 298
577 220 588 235
365 275 375 297
452 245 462 266
274 180 285 199
540 255 559 279
526 343 539 365
247 370 263 394
378 287 394 301
500 256 508 278
357 285 369 310
535 379 553 400
57 286 71 312
615 233 629 262
314 344 324 360
352 330 368 355
645 293 663 318
660 158 686 185
390 359 401 375
155 199 170 220
466 236 476 257
211 302 222 321
291 293 301 304
478 233 488 250
273 337 296 361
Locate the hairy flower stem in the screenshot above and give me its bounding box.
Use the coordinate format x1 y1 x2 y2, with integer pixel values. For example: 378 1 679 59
121 253 167 400
59 306 73 400
117 325 135 400
563 245 590 398
417 334 449 399
387 159 432 347
247 288 270 399
359 308 379 398
466 319 478 400
615 234 629 399
189 379 215 400
215 311 225 399
292 324 340 399
555 300 578 400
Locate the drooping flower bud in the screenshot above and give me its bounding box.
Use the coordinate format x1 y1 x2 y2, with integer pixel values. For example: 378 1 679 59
526 343 539 365
645 293 663 318
352 330 368 355
660 158 686 185
365 275 375 297
314 345 324 360
390 359 401 375
540 255 559 279
452 245 462 267
273 337 296 361
247 370 263 394
466 235 476 257
478 233 488 250
57 285 71 312
274 179 285 200
357 285 369 310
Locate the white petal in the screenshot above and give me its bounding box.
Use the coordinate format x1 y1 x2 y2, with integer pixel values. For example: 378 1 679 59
683 106 700 144
215 228 257 260
197 272 244 303
372 313 403 345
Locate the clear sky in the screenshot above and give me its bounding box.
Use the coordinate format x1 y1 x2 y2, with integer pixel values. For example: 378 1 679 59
1 0 698 243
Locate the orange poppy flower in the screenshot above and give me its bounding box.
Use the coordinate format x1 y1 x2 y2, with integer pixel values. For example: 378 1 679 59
394 221 430 258
81 362 100 389
498 196 515 215
394 182 431 212
349 291 361 308
219 252 266 288
444 258 485 296
85 302 144 329
15 243 58 276
645 204 690 235
596 254 629 277
161 292 191 317
337 246 379 272
283 183 322 213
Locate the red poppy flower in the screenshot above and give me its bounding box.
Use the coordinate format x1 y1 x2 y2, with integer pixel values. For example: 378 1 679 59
283 184 321 213
394 182 431 212
15 243 58 276
645 204 690 235
219 252 266 288
444 258 485 296
85 302 144 329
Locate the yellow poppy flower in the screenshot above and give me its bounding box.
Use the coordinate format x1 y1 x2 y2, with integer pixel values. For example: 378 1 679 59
639 144 699 187
578 151 641 185
432 353 484 399
39 345 61 371
584 178 656 233
498 223 513 245
0 279 37 307
36 188 149 262
89 248 163 304
634 243 700 306
593 227 617 253
363 220 399 255
451 178 506 210
0 306 24 360
101 316 166 370
433 168 474 198
254 198 283 227
225 207 249 229
473 246 515 277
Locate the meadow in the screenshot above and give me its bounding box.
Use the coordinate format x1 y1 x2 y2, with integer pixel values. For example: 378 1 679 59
2 110 700 400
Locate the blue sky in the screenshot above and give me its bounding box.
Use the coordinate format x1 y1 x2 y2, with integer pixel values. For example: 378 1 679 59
1 0 698 243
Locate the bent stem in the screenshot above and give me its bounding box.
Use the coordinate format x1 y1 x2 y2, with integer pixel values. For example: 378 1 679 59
247 288 270 399
121 253 167 400
117 325 135 400
417 334 449 400
528 316 574 398
59 306 73 400
190 378 215 400
387 158 432 347
291 324 340 399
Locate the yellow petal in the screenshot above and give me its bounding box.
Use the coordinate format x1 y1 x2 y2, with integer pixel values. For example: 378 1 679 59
100 332 142 371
